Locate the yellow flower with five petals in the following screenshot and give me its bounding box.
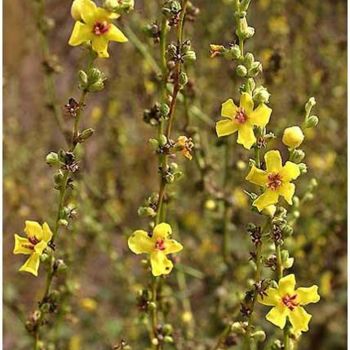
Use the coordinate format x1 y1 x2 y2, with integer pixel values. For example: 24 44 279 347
216 93 272 149
259 274 320 333
13 221 53 276
69 0 128 58
128 223 183 276
246 150 300 211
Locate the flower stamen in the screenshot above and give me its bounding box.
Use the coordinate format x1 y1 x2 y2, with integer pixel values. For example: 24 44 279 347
155 238 166 251
267 173 282 190
282 294 299 311
234 108 248 124
93 21 110 36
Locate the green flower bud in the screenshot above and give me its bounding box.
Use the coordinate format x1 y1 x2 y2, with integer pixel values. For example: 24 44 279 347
163 324 173 335
169 162 179 171
244 53 255 67
282 224 293 237
164 336 174 343
251 330 266 342
160 103 170 117
236 17 255 39
231 321 246 334
54 259 68 273
165 173 175 183
290 149 305 163
253 86 270 104
298 163 308 174
46 152 60 166
305 97 316 114
248 61 262 76
88 81 105 92
236 65 247 77
138 206 156 217
77 128 95 143
179 71 188 86
304 115 319 128
148 302 157 311
227 44 241 60
40 253 50 263
183 50 197 62
149 138 160 149
159 135 168 146
78 70 88 89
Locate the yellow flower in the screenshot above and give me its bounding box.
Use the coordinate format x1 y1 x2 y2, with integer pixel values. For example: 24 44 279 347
69 0 128 58
13 221 53 276
282 126 304 149
246 150 300 211
259 274 320 333
216 93 272 149
128 223 183 276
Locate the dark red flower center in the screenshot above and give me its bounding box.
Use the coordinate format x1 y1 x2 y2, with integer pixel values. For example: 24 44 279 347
267 173 282 190
234 108 248 124
282 294 299 311
93 21 110 36
155 238 166 251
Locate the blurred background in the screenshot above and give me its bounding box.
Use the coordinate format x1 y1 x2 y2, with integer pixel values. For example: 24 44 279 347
3 0 347 349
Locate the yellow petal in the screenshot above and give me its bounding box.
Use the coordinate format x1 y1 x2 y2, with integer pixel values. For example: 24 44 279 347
24 221 43 240
280 161 300 182
296 286 320 305
265 150 282 173
91 36 109 58
288 306 311 333
253 190 279 212
69 22 93 46
278 183 295 205
259 287 280 306
78 0 97 24
221 99 238 118
246 165 268 186
19 253 40 276
34 240 47 255
216 119 238 137
42 223 53 243
13 235 33 255
249 103 272 127
71 0 96 22
266 305 288 329
153 223 172 240
278 274 296 296
240 93 254 114
237 124 256 149
128 230 154 254
150 251 173 276
106 24 128 43
94 7 119 20
164 239 183 255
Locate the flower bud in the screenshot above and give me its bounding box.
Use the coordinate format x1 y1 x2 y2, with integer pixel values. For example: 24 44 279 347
163 324 173 335
160 103 170 117
244 53 255 67
149 138 159 149
298 163 307 174
78 70 88 89
54 259 68 273
305 115 319 128
183 50 197 62
251 330 266 342
282 126 304 148
236 65 247 77
249 61 262 76
305 97 316 114
164 336 174 343
230 44 242 59
159 135 168 146
253 86 270 104
236 17 255 39
290 149 305 163
77 128 95 143
46 152 60 166
282 224 293 237
231 321 246 334
179 71 188 86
